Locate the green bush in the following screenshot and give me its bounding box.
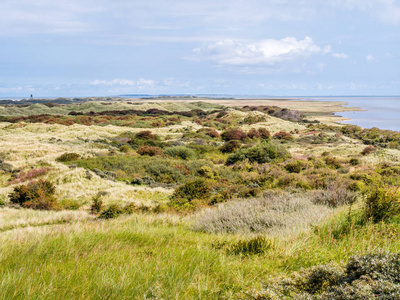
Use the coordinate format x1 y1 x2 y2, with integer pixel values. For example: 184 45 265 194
99 204 123 219
247 250 400 299
169 179 211 209
365 186 400 222
9 179 57 210
90 195 104 213
226 142 290 165
56 152 80 162
145 163 184 183
284 159 308 173
119 145 133 153
163 146 197 160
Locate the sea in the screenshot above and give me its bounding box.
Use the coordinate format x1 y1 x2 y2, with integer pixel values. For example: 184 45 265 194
1 95 399 132
292 96 400 132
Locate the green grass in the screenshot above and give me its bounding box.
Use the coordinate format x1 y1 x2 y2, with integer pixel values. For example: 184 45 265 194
0 209 399 299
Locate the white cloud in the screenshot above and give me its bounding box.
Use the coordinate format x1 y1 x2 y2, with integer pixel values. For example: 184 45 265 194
90 79 138 86
332 53 349 59
193 37 328 68
366 54 375 62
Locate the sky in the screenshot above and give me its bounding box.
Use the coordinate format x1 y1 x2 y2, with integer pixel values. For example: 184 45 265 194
0 0 400 97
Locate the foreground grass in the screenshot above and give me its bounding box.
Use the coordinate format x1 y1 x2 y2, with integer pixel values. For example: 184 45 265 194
0 210 399 300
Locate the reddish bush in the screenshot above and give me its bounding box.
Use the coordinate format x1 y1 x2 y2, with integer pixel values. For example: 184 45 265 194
9 179 57 210
205 128 220 138
258 128 271 139
221 129 248 141
135 130 156 140
137 146 162 156
247 128 261 139
362 145 376 155
274 131 292 140
220 140 242 153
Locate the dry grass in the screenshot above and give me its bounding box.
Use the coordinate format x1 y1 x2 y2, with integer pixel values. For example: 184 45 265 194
0 207 93 232
192 191 334 235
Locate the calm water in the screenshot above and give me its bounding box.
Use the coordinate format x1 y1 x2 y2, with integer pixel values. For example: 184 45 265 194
297 96 400 132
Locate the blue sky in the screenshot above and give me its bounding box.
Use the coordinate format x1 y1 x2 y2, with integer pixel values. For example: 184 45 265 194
1 0 399 97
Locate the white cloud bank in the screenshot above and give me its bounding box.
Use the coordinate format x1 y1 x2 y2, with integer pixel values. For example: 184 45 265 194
193 37 329 67
332 53 349 59
90 78 155 87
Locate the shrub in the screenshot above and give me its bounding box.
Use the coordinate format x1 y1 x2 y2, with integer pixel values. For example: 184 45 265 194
203 128 220 138
137 146 162 156
99 204 123 219
9 179 57 210
365 186 400 222
324 156 342 169
273 131 292 140
362 145 376 155
221 129 248 141
247 250 400 299
135 130 156 140
56 152 80 162
169 179 211 209
258 128 271 140
220 140 241 153
90 195 104 213
163 146 197 160
226 142 290 165
349 157 361 165
146 163 184 183
119 144 133 153
197 166 214 179
284 159 308 173
247 128 261 139
313 184 358 207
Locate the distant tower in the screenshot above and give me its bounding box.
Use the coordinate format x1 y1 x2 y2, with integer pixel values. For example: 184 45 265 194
30 94 33 99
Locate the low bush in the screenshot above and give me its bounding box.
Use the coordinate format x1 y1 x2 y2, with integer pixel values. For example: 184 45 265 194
137 146 162 156
312 184 358 207
247 128 261 139
9 179 57 210
119 144 133 153
163 146 197 160
169 179 211 210
226 142 290 165
135 130 156 140
221 129 248 141
349 157 361 165
284 159 308 173
99 204 123 219
362 145 376 155
56 152 80 162
273 131 292 140
246 250 400 299
90 194 104 213
220 140 241 153
365 186 400 222
258 128 271 140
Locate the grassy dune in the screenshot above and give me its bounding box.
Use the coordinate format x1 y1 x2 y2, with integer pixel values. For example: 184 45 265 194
0 99 399 299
